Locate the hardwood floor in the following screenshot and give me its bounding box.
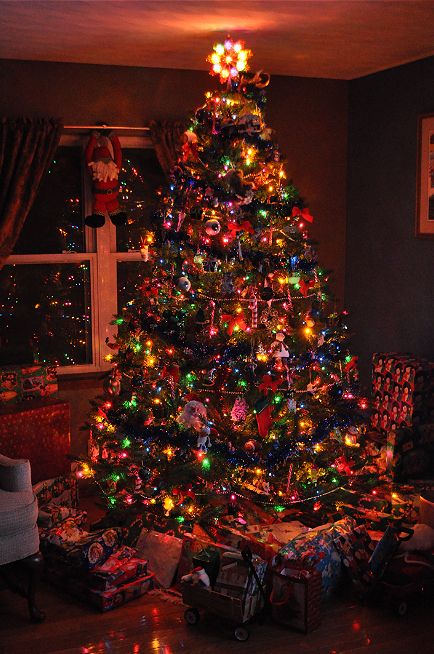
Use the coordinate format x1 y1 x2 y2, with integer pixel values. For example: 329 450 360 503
0 580 432 654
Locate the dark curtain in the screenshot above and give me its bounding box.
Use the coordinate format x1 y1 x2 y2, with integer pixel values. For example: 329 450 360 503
0 117 62 269
149 120 185 177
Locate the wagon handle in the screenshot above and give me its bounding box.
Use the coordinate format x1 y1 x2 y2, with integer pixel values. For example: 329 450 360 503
241 546 267 604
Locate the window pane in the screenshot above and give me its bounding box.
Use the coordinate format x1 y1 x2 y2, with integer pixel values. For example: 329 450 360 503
117 261 148 311
116 149 165 252
14 146 85 254
0 263 92 366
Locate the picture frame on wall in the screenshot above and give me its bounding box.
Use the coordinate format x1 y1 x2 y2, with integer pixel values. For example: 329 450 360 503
416 114 434 237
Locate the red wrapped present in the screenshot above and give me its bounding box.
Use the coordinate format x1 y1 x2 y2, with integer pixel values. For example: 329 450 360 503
0 399 70 483
89 546 148 591
270 563 322 633
89 573 154 611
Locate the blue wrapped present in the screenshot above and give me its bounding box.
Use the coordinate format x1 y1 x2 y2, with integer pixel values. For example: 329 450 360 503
276 517 355 597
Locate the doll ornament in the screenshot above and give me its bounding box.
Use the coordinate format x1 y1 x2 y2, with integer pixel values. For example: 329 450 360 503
85 129 127 228
177 400 213 452
270 332 289 362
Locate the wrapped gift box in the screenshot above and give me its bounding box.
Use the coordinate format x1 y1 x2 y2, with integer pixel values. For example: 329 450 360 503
0 364 58 403
89 573 154 611
89 546 148 591
0 367 20 403
277 517 355 597
372 353 433 433
41 524 123 571
33 475 78 510
44 559 154 611
38 504 87 529
0 399 70 483
270 564 322 633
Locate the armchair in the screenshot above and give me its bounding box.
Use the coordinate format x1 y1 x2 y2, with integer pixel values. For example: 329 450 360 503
0 454 45 621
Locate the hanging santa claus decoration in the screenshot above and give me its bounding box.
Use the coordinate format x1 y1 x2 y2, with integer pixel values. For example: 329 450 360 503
84 128 127 228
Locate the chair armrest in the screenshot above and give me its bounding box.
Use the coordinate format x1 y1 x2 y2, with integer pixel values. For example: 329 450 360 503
0 454 32 492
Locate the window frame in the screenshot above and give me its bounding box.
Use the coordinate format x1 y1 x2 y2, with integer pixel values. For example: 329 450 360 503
6 131 157 375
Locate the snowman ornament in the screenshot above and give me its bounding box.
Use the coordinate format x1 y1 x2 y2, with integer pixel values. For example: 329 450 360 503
270 332 289 361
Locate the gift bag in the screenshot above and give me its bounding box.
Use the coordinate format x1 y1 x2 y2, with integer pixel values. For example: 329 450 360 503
136 529 183 588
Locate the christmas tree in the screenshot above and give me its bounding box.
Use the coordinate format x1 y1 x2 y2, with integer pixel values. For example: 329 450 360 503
81 40 368 531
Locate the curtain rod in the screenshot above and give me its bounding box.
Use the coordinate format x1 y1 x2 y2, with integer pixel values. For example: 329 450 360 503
64 125 150 131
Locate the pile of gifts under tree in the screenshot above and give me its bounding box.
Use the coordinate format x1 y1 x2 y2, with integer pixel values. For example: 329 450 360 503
32 353 434 629
34 471 434 629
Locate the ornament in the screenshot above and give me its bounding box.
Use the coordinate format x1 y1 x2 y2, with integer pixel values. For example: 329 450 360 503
299 279 315 297
203 256 220 272
231 396 249 422
249 293 258 329
205 218 221 235
270 333 289 361
344 426 360 447
177 400 207 432
287 397 297 413
181 131 199 161
163 496 175 515
221 311 247 336
221 273 235 295
177 276 191 292
260 286 274 301
244 439 258 454
195 308 206 325
258 374 282 394
254 397 274 438
227 220 254 237
291 206 314 224
197 424 211 452
103 368 121 396
256 343 268 362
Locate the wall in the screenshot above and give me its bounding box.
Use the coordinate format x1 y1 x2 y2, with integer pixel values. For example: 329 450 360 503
0 59 348 452
346 56 434 384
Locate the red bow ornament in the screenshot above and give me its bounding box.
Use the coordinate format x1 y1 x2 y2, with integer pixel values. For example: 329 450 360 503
227 220 255 237
299 279 315 297
344 355 358 373
221 312 247 336
291 206 314 223
160 364 180 383
259 374 283 394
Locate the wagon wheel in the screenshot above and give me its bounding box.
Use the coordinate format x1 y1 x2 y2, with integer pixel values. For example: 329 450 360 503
234 625 250 641
393 600 408 617
184 608 200 625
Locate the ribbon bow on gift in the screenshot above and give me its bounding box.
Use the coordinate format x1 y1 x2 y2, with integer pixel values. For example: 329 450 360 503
291 206 314 223
227 220 255 237
221 312 247 336
259 374 283 394
299 279 315 297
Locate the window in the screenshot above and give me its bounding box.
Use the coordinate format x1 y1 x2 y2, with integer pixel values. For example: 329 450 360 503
0 132 165 373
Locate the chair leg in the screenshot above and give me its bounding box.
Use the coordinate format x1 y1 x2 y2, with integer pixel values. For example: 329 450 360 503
0 553 46 622
22 553 46 622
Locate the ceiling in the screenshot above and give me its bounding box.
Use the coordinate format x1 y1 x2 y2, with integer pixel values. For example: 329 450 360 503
1 0 434 80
